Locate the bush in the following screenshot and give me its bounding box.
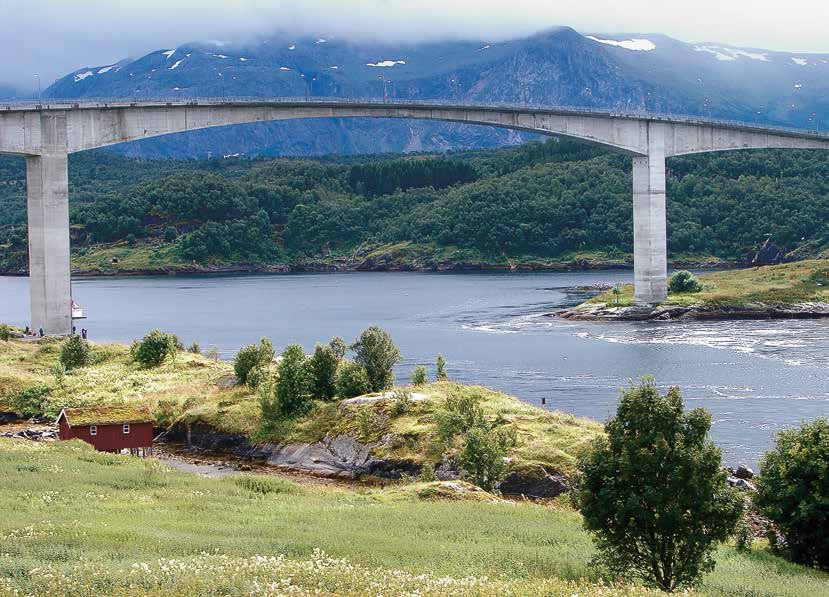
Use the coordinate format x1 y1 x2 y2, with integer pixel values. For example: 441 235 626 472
187 341 200 354
668 270 703 293
388 390 412 417
354 406 386 443
308 344 338 400
163 227 177 242
435 390 487 443
234 338 274 385
733 516 754 553
274 344 311 419
335 362 371 399
351 326 401 392
0 323 10 341
458 427 513 491
411 366 427 386
59 334 92 370
755 418 829 570
130 330 180 367
9 384 51 418
578 378 743 592
436 355 448 381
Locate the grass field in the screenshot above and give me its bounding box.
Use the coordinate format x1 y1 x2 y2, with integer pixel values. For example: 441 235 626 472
1 438 827 596
589 259 829 308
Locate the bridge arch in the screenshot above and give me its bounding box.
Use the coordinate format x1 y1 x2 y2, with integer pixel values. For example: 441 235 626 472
3 99 829 333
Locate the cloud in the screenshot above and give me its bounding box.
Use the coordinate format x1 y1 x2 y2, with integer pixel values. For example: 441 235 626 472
3 0 829 88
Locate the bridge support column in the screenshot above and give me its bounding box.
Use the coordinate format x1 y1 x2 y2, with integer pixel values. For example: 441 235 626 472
632 124 668 304
26 152 72 335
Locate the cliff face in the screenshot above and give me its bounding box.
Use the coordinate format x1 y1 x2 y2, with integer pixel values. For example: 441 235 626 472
40 28 829 158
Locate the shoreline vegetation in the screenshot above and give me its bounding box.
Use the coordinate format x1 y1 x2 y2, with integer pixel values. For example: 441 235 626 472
1 331 828 595
559 259 829 321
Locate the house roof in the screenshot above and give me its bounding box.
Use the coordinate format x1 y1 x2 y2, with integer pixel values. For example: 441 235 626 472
57 405 154 427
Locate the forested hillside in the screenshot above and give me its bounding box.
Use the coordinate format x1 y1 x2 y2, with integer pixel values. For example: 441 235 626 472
1 140 828 274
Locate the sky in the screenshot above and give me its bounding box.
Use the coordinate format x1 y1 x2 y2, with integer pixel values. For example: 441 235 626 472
3 0 829 89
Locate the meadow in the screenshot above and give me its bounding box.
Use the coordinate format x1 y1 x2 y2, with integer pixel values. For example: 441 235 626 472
1 438 828 596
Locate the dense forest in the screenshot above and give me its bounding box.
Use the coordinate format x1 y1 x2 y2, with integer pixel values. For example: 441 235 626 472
1 138 828 273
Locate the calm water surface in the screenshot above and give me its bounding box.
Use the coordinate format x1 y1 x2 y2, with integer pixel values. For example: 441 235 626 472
2 270 827 468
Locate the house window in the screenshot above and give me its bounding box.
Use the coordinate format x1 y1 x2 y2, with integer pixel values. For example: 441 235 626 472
123 424 130 434
90 425 97 436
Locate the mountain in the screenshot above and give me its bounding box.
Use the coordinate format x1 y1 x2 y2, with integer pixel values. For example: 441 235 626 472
0 83 29 101
42 27 829 158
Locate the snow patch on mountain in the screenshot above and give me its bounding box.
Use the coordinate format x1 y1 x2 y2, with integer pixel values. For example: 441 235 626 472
169 60 184 70
212 54 228 59
97 65 116 74
792 58 808 66
366 60 406 67
74 71 94 82
162 50 176 59
586 36 655 51
279 66 291 71
694 46 769 62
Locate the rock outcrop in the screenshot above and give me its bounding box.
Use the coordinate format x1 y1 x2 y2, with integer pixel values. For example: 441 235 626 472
558 301 829 321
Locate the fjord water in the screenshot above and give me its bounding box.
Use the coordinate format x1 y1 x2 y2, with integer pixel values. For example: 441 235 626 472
2 271 827 467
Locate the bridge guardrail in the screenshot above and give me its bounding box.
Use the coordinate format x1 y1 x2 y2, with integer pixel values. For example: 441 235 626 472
2 95 827 140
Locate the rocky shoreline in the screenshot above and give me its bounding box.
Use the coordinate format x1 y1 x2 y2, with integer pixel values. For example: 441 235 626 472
0 257 741 278
557 301 829 321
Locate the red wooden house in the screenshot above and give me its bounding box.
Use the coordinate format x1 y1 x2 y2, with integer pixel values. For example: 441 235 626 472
56 405 154 456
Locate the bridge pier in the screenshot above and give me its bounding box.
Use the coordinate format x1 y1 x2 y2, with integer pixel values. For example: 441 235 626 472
26 152 72 335
632 123 668 304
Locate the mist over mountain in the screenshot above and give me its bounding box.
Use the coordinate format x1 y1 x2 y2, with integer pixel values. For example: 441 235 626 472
40 26 829 158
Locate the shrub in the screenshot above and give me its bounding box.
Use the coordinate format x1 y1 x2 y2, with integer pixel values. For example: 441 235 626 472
458 427 513 491
354 406 386 443
59 334 92 370
163 227 177 242
389 390 412 417
733 516 754 553
419 464 437 482
9 384 51 418
274 344 311 419
668 270 703 293
351 326 401 392
329 336 347 360
309 344 338 400
435 390 487 442
436 355 448 381
234 338 274 385
754 418 829 570
335 361 371 399
130 330 180 367
411 365 427 386
205 345 220 361
0 323 10 341
187 341 201 354
578 378 743 592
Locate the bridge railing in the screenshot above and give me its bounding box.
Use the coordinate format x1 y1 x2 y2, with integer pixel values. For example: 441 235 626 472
2 95 827 140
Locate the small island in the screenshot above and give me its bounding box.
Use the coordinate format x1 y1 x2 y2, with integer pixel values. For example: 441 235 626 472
559 259 829 321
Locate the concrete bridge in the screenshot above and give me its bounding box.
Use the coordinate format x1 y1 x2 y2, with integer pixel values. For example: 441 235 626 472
3 97 829 335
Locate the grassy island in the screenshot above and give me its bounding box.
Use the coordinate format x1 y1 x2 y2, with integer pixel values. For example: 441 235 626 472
562 259 829 320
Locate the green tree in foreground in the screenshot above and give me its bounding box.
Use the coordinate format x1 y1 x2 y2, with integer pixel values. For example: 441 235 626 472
411 365 427 386
458 427 514 491
274 344 311 418
0 323 10 342
234 337 274 385
755 418 829 570
328 336 348 361
59 334 92 370
579 378 743 592
308 344 338 400
335 361 371 399
668 270 703 293
130 330 181 367
351 326 401 392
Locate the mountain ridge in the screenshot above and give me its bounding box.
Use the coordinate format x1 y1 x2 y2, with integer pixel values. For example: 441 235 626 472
34 27 829 157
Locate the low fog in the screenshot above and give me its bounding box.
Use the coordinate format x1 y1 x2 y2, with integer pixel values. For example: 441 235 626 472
4 0 829 89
